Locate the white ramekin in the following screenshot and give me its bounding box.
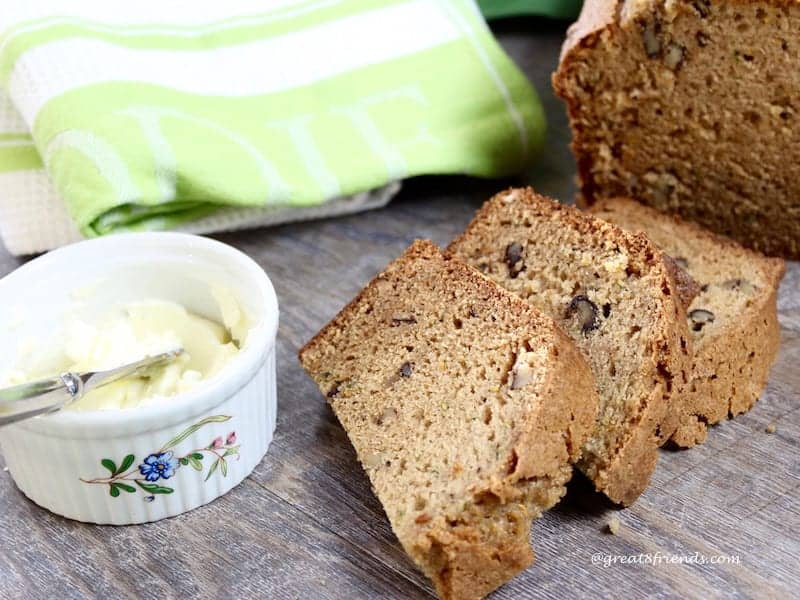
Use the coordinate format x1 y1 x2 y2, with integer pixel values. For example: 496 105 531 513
0 233 278 524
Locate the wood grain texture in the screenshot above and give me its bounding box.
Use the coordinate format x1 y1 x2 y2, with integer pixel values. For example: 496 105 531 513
0 19 797 600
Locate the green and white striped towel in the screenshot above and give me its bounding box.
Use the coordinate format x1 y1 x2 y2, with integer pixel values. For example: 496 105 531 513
0 0 546 255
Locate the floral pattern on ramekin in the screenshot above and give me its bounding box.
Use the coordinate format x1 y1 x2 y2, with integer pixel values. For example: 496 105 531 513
80 415 240 500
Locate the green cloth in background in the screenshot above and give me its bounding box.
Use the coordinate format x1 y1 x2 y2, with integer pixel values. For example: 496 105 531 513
479 0 583 20
0 0 548 238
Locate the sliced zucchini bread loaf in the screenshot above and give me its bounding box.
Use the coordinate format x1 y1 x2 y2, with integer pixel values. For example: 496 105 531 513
554 0 800 258
448 189 692 506
299 240 599 600
590 197 785 447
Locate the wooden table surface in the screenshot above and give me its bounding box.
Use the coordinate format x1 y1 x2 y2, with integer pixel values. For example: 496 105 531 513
1 19 798 600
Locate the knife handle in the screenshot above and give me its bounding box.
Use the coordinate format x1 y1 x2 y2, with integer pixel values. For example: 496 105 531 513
0 373 83 427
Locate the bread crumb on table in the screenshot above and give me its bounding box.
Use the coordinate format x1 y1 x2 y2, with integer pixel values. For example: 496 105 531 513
765 423 777 434
606 516 621 535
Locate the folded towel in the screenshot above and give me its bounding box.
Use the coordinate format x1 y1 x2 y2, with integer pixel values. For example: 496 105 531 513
0 0 545 255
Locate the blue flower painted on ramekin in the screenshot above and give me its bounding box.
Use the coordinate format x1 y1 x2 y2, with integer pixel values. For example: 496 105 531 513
81 415 241 499
138 451 179 482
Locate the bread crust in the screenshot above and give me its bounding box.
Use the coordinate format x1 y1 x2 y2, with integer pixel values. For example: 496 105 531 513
671 287 781 445
448 189 693 506
559 0 619 62
299 240 599 600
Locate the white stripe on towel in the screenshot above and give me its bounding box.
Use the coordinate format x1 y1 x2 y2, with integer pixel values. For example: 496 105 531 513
8 0 460 124
0 0 311 29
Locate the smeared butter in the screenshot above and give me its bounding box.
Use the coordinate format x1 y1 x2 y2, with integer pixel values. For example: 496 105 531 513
3 297 246 411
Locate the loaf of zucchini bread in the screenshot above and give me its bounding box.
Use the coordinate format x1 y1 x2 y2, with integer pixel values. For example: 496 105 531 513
554 0 800 258
299 240 598 600
590 197 785 447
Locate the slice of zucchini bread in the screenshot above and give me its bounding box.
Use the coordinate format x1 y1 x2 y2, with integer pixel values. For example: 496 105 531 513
590 197 785 447
554 0 800 258
299 240 598 600
448 189 692 506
